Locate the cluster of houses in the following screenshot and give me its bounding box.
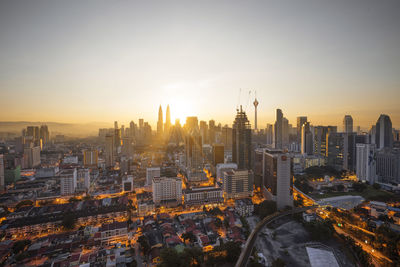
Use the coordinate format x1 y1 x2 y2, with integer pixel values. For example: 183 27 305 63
0 220 133 266
138 207 250 265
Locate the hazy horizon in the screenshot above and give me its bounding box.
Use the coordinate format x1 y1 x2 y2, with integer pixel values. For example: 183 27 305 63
1 0 400 129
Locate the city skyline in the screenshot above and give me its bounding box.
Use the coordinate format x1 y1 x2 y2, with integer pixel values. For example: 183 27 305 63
1 0 400 127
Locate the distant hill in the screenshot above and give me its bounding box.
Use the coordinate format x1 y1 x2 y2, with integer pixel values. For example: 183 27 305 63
0 121 113 137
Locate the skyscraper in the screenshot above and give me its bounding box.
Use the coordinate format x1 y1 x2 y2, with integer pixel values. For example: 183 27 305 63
39 125 49 146
253 97 259 130
164 104 171 136
301 122 313 155
274 109 283 149
262 148 293 210
185 128 203 172
375 114 393 150
356 144 377 184
343 115 353 133
185 117 198 133
313 126 337 157
232 106 252 170
105 134 115 167
157 105 164 138
296 116 307 143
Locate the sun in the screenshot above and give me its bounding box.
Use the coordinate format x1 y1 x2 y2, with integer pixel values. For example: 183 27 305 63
168 100 195 126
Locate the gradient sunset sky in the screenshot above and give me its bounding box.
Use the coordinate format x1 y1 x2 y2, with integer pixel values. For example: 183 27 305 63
0 0 399 129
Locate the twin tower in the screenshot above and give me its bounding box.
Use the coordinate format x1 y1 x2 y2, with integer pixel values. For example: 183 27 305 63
157 105 171 137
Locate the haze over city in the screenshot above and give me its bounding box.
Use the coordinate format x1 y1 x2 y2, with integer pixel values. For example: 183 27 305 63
1 1 400 267
1 0 400 128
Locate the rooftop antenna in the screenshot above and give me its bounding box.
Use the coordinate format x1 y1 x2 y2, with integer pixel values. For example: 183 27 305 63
245 90 251 112
237 88 241 111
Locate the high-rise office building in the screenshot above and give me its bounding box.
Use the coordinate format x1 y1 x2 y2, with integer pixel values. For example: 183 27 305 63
208 120 216 144
39 125 49 146
212 144 224 166
60 168 77 196
375 114 393 150
157 105 164 138
185 128 203 175
23 146 41 168
152 176 182 205
232 106 252 170
296 116 307 144
199 121 208 144
221 126 232 152
274 109 283 149
376 149 400 184
185 117 198 133
262 148 293 210
105 134 115 167
356 144 377 184
313 126 337 157
165 104 171 136
343 115 353 133
301 122 313 155
223 169 253 199
266 124 273 145
146 167 161 186
114 121 118 129
282 117 289 148
83 149 98 167
326 132 358 171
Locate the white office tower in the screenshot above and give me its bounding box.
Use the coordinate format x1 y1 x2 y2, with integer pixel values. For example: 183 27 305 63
276 155 293 209
356 144 377 184
152 177 182 204
60 168 77 195
146 167 161 186
77 168 90 190
263 149 293 210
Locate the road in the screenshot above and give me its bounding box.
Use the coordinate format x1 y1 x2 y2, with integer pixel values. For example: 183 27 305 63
235 206 315 267
334 226 391 266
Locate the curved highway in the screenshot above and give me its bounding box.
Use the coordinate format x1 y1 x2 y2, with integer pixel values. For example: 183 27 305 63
235 206 316 267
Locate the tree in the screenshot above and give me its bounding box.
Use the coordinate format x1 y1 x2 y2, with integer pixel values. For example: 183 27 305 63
372 183 381 190
272 258 286 267
304 219 335 241
255 200 277 219
61 214 77 230
159 247 180 267
12 240 31 254
352 182 367 192
180 247 204 267
224 241 242 263
138 235 150 256
336 184 345 192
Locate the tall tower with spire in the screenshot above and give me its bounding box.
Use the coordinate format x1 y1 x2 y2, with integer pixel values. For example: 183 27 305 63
253 93 259 131
157 105 163 138
165 105 171 136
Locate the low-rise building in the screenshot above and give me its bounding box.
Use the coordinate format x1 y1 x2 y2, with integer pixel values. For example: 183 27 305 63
234 198 254 217
183 186 223 207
